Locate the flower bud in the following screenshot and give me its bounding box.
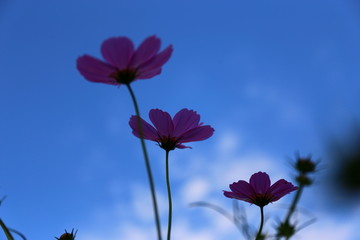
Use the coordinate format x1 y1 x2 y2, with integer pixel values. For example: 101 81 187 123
276 221 296 238
55 229 77 240
296 175 313 186
295 157 317 174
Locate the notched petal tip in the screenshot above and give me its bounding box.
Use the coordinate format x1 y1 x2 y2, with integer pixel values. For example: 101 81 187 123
223 190 234 198
178 125 214 143
130 35 162 68
138 44 173 72
76 55 118 84
101 37 135 69
129 115 159 141
149 109 174 136
173 108 201 136
267 179 298 202
229 180 253 194
250 171 271 194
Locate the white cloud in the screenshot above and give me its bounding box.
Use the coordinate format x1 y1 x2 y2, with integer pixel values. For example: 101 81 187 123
242 82 311 128
216 131 241 154
78 131 360 240
172 221 217 240
180 177 211 203
131 184 168 221
294 215 360 240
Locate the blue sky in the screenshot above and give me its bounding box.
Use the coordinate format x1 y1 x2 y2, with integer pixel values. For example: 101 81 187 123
1 0 360 239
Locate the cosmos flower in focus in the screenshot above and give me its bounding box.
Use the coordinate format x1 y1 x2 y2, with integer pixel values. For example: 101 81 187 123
76 35 173 85
129 108 214 151
224 172 298 207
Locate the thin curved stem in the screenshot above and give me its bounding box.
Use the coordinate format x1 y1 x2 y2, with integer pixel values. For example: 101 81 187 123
284 184 304 224
190 201 251 239
0 219 14 240
255 207 264 240
165 150 172 240
126 84 162 240
275 184 305 240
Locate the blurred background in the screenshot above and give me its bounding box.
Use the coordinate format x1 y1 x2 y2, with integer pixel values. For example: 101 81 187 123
1 0 360 239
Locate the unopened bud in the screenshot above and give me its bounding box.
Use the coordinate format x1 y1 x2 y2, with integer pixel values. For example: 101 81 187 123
55 229 77 240
296 175 313 186
295 157 317 174
276 221 296 238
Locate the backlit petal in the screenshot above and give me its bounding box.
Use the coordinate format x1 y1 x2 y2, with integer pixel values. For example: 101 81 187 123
249 172 271 195
101 37 134 69
76 55 118 84
129 115 159 141
178 125 214 143
136 68 162 79
138 45 173 73
267 179 298 202
149 109 174 137
130 36 161 68
229 180 254 198
223 191 252 202
173 109 200 136
175 144 191 149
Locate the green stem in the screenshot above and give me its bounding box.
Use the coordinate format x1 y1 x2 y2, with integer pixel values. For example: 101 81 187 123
255 207 264 240
126 84 162 240
275 184 304 240
0 219 14 240
284 184 304 224
165 150 172 240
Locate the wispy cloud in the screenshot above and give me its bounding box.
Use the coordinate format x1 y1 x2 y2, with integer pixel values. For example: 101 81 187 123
78 132 360 240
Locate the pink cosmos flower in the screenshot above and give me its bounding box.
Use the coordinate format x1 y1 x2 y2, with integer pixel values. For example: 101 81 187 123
129 108 214 151
76 35 173 85
224 172 298 207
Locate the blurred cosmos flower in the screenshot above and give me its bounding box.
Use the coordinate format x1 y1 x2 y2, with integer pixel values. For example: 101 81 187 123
325 124 360 207
224 172 298 207
293 155 318 186
129 108 214 151
76 35 173 85
295 157 317 174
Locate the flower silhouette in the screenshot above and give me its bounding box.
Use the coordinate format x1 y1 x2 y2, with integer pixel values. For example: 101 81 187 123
224 172 298 207
56 229 77 240
76 35 173 85
129 108 214 151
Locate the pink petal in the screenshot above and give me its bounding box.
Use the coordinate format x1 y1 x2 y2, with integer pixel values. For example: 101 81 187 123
175 143 191 149
178 125 214 143
138 45 173 73
224 189 254 203
224 191 242 199
149 109 174 137
173 109 201 136
136 67 162 79
229 180 254 197
129 115 159 141
249 172 271 195
101 37 134 69
129 36 161 68
76 55 118 84
267 179 298 202
79 71 118 85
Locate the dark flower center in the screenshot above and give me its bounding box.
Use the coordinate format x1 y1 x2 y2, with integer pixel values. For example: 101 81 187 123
110 69 137 84
159 136 178 151
252 194 270 207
